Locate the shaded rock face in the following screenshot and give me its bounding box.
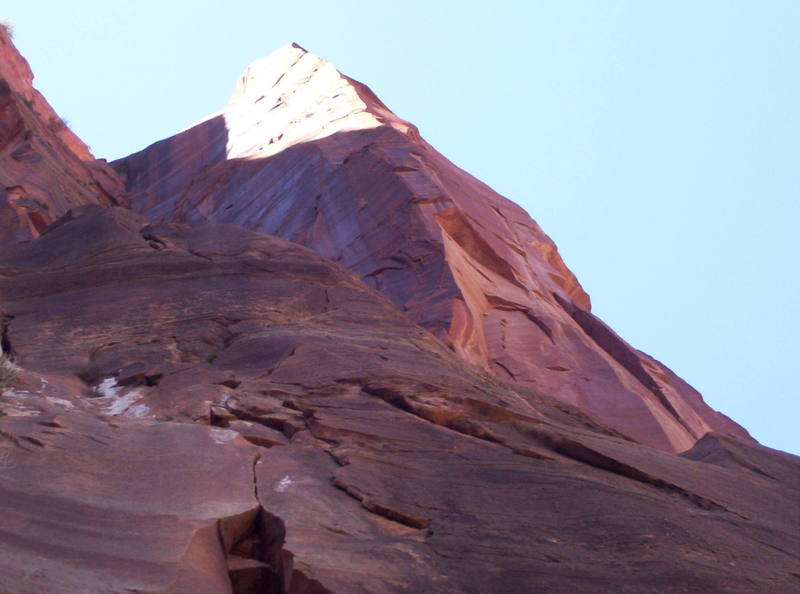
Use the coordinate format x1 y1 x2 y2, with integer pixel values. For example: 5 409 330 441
1 206 798 593
113 44 747 452
0 28 125 246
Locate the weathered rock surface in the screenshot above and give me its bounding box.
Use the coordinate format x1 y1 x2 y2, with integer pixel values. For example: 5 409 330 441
0 410 262 593
1 206 798 592
113 44 747 452
1 36 797 593
0 28 125 246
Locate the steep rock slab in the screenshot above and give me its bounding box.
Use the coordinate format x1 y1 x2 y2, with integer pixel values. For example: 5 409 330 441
0 406 263 593
1 206 797 592
0 29 124 246
114 44 746 452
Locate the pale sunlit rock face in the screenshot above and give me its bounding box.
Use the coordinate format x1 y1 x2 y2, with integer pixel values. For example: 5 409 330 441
224 43 384 160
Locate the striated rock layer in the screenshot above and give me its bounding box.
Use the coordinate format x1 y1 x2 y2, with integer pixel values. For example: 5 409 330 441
0 28 125 246
2 34 796 593
115 44 746 452
1 206 797 592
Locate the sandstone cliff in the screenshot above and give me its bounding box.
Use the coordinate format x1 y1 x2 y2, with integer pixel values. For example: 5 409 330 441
0 35 796 593
1 205 797 592
0 27 125 246
115 44 747 452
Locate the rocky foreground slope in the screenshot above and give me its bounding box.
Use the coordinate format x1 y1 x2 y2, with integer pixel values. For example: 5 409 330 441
0 31 798 593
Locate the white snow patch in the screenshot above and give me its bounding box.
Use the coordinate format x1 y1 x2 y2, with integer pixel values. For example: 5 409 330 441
104 391 142 415
210 427 238 445
97 377 122 399
87 378 147 416
124 402 151 419
275 475 292 493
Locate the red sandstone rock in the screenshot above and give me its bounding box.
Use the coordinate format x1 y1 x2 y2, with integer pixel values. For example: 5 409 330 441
0 408 266 592
114 44 747 452
0 29 125 246
0 206 797 592
0 38 796 593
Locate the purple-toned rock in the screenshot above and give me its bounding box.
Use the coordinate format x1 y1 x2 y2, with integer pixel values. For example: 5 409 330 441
0 38 796 594
1 206 797 592
114 44 747 452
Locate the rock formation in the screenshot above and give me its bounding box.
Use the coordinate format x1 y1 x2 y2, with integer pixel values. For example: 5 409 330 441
114 44 747 452
0 28 125 246
0 34 797 593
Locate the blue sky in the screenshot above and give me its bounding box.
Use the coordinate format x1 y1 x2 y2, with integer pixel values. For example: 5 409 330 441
4 1 798 454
